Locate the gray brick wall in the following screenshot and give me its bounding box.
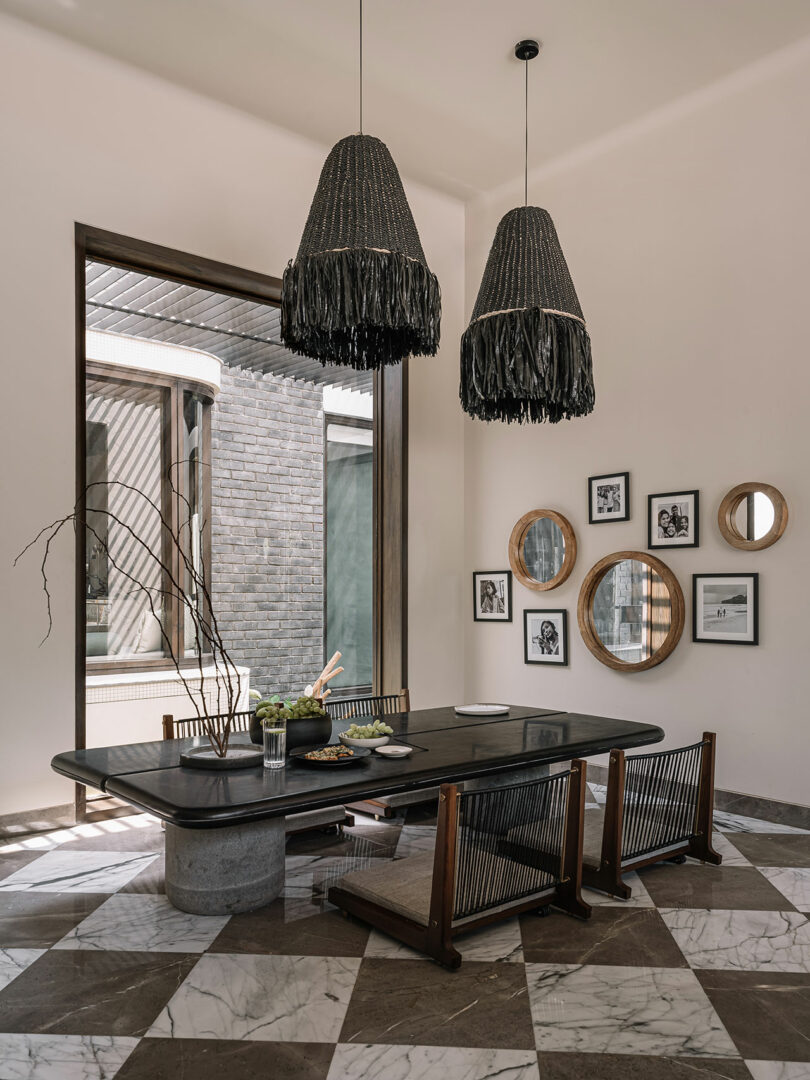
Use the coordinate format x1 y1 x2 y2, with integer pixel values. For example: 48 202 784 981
211 369 324 697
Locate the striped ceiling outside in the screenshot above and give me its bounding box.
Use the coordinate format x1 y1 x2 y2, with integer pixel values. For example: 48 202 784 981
85 260 373 394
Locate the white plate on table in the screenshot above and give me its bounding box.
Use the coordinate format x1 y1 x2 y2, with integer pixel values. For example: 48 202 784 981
454 704 509 716
375 744 413 758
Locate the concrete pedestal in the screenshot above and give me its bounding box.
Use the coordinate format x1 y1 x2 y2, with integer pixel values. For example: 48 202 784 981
165 817 285 914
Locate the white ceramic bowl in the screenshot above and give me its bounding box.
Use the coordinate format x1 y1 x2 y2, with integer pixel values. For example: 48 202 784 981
375 744 412 758
339 732 391 749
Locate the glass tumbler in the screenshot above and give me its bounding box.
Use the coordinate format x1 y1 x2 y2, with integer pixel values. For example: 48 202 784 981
263 717 287 769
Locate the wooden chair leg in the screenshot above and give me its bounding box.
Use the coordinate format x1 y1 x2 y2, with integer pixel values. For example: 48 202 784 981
554 759 592 921
687 732 722 865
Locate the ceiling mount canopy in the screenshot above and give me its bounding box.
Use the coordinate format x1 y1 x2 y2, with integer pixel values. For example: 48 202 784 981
281 1 441 372
460 39 595 424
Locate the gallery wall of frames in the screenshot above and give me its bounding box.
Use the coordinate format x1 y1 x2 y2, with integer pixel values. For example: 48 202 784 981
472 477 787 671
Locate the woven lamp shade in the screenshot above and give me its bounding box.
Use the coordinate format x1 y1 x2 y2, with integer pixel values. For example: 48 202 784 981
460 206 595 423
282 134 441 371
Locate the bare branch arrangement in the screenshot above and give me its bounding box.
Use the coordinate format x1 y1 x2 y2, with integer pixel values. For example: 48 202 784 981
16 478 242 758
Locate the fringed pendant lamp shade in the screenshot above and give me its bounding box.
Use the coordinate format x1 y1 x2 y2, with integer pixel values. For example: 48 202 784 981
281 133 441 370
281 1 440 371
460 41 595 423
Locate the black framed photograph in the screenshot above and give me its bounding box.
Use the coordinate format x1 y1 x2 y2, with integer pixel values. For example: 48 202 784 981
648 490 700 549
693 573 759 645
524 609 568 665
473 571 512 622
588 472 630 523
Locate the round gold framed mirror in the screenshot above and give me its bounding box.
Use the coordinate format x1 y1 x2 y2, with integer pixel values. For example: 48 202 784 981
577 551 685 672
509 509 576 591
718 482 788 551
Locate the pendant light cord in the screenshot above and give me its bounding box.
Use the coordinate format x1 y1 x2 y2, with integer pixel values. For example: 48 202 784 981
527 57 533 210
359 0 363 134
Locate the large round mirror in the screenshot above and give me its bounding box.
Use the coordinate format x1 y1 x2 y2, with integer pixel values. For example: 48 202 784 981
578 551 684 671
509 510 576 591
718 482 788 551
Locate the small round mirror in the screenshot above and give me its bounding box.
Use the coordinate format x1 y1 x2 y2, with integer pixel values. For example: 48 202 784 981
578 552 684 671
509 510 576 591
719 483 787 550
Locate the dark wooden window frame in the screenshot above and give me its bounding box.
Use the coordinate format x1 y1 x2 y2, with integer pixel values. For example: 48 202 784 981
75 223 408 815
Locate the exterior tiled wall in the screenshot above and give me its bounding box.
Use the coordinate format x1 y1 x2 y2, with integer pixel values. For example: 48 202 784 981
210 369 324 697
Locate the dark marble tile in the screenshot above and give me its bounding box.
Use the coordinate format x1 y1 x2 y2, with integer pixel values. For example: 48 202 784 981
285 826 399 860
0 850 46 883
519 907 687 967
727 833 810 868
536 1053 752 1079
0 892 108 947
640 864 796 911
209 897 370 956
0 949 198 1036
339 957 535 1049
697 969 810 1061
715 790 810 832
404 803 439 826
120 855 165 894
115 1038 334 1080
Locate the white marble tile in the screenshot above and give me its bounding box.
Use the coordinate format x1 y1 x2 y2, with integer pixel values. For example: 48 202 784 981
759 868 810 912
0 850 159 893
582 871 655 908
327 1044 540 1080
0 1034 139 1080
588 783 607 805
365 917 524 963
526 963 738 1056
713 812 809 835
661 908 810 972
746 1063 810 1080
52 894 230 952
687 833 750 867
148 953 360 1041
395 826 437 858
0 948 45 990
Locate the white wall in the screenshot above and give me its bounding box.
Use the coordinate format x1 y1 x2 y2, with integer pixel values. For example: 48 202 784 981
0 16 465 816
464 39 810 807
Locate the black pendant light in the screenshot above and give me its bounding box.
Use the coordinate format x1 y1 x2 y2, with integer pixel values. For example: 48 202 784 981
282 1 441 371
460 40 594 423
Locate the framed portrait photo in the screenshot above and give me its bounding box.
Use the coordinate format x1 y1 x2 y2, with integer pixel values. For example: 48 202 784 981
524 609 568 665
588 472 630 524
473 571 512 622
648 490 700 549
693 573 759 646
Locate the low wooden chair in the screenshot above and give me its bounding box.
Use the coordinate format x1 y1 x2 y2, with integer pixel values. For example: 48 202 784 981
326 690 427 819
162 711 354 835
329 760 591 969
582 732 721 899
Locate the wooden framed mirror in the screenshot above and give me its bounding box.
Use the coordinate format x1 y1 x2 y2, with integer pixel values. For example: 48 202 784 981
577 551 685 672
718 482 788 551
509 509 576 592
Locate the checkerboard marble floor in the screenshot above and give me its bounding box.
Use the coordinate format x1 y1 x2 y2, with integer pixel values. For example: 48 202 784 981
0 791 809 1080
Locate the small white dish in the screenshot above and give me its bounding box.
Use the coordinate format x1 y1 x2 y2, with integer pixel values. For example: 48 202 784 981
453 704 509 716
339 732 391 749
375 744 413 758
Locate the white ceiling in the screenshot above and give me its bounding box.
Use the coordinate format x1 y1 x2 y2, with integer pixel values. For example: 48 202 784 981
4 0 810 199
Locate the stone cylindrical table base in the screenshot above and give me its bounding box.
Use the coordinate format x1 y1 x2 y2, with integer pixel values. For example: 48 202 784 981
165 817 285 914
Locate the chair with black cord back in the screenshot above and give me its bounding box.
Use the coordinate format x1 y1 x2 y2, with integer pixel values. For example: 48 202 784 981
581 731 721 899
328 760 591 968
162 711 354 834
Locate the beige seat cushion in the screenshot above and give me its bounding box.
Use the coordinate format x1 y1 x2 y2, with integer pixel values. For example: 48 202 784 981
335 852 435 926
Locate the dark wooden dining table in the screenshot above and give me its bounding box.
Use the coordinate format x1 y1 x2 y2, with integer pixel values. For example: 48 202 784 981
52 704 663 915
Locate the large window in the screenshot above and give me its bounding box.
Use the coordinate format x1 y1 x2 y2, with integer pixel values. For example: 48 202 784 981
85 364 212 673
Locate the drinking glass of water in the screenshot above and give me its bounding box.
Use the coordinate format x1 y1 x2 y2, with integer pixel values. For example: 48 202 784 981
263 717 287 769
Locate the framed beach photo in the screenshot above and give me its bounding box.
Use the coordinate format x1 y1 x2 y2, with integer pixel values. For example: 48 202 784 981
473 571 512 622
588 472 630 523
524 609 568 665
648 490 700 549
693 573 759 645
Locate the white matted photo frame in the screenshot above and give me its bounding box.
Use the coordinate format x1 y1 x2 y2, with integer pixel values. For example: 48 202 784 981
648 489 700 549
693 573 758 645
524 609 568 665
473 570 512 622
588 472 630 523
